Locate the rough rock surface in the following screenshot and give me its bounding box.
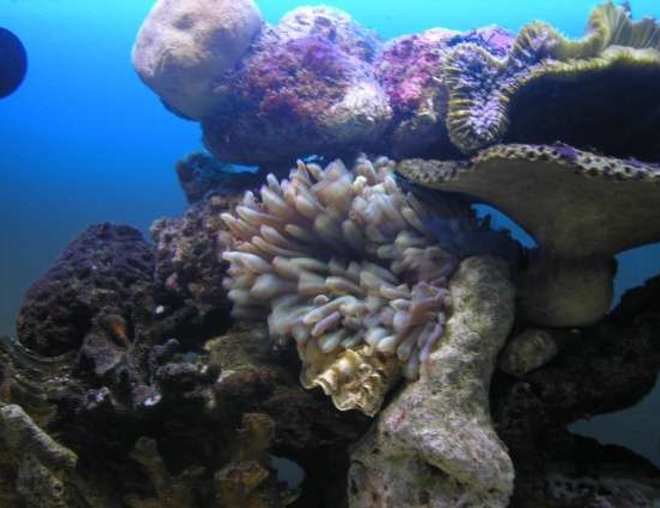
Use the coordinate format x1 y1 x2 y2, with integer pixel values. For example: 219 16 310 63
375 26 513 159
132 0 264 120
500 429 660 507
4 263 659 507
496 274 660 432
175 151 262 205
349 256 516 508
203 6 391 166
5 190 370 506
1 319 370 507
150 196 236 344
498 327 558 377
0 403 78 508
494 274 660 506
16 223 155 356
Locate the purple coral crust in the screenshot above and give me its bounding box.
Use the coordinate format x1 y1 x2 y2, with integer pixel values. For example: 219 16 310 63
447 25 515 57
243 35 363 126
200 6 391 165
16 224 155 356
376 29 458 117
376 27 514 119
276 5 381 62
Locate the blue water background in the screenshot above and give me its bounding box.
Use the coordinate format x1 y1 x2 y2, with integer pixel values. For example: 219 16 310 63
1 0 659 465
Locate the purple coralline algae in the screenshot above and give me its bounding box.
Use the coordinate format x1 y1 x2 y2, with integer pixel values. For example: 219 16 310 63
377 29 458 117
202 16 516 164
243 35 364 126
377 26 513 120
276 6 381 61
16 223 155 356
133 1 660 166
375 26 514 157
202 6 391 165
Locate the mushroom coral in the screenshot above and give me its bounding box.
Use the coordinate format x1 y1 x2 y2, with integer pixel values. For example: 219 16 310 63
220 156 464 416
397 143 660 327
443 2 660 155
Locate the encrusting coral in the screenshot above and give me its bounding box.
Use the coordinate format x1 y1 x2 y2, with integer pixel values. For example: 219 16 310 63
220 155 463 415
398 143 660 326
443 1 660 153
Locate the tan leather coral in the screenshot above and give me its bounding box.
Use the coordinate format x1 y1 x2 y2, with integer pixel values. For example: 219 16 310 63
398 143 660 326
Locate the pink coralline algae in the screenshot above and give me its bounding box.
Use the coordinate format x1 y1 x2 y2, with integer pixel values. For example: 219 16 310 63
203 6 391 165
377 29 459 117
244 35 364 126
375 26 514 158
275 5 381 62
450 25 515 57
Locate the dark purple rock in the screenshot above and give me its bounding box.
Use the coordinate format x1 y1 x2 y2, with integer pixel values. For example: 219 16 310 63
202 7 390 166
150 196 236 344
493 274 660 506
446 25 514 56
16 223 155 356
176 151 262 205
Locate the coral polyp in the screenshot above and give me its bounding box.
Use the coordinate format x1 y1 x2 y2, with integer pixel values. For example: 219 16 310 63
221 156 458 414
442 2 660 154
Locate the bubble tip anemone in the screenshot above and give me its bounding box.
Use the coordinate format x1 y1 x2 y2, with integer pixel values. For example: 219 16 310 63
222 155 461 415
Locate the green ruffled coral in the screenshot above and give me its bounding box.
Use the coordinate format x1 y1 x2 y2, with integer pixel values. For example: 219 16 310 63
443 2 660 153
